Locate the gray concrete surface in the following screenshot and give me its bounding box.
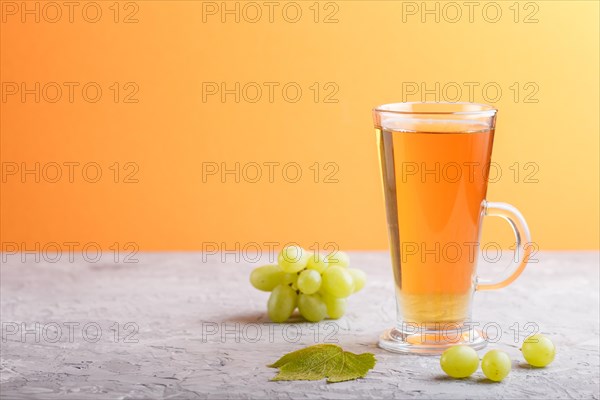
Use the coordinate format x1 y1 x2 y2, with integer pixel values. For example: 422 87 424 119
1 252 599 399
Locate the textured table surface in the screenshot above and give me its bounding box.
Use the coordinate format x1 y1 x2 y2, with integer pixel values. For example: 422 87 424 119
1 251 599 399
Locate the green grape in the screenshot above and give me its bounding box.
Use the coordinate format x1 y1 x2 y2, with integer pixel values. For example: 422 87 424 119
321 266 354 298
306 252 329 273
281 272 298 287
521 334 555 367
278 245 309 273
297 269 322 294
250 265 284 292
347 268 366 292
439 345 479 378
298 293 327 322
326 250 350 267
481 350 511 382
322 293 347 319
267 284 298 323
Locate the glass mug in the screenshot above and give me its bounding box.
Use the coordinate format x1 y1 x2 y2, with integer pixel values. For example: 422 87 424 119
373 102 532 354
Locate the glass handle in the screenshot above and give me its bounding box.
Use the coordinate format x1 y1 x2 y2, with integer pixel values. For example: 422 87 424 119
476 201 532 291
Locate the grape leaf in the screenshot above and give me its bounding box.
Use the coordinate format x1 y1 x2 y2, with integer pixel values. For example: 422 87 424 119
268 344 376 383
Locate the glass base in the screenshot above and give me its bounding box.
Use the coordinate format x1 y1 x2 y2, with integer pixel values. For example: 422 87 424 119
378 326 488 355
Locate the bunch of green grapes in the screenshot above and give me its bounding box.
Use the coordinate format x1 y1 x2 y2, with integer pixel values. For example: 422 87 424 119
249 245 367 323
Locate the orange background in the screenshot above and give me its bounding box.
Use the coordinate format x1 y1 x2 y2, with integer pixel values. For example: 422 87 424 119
1 1 598 251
